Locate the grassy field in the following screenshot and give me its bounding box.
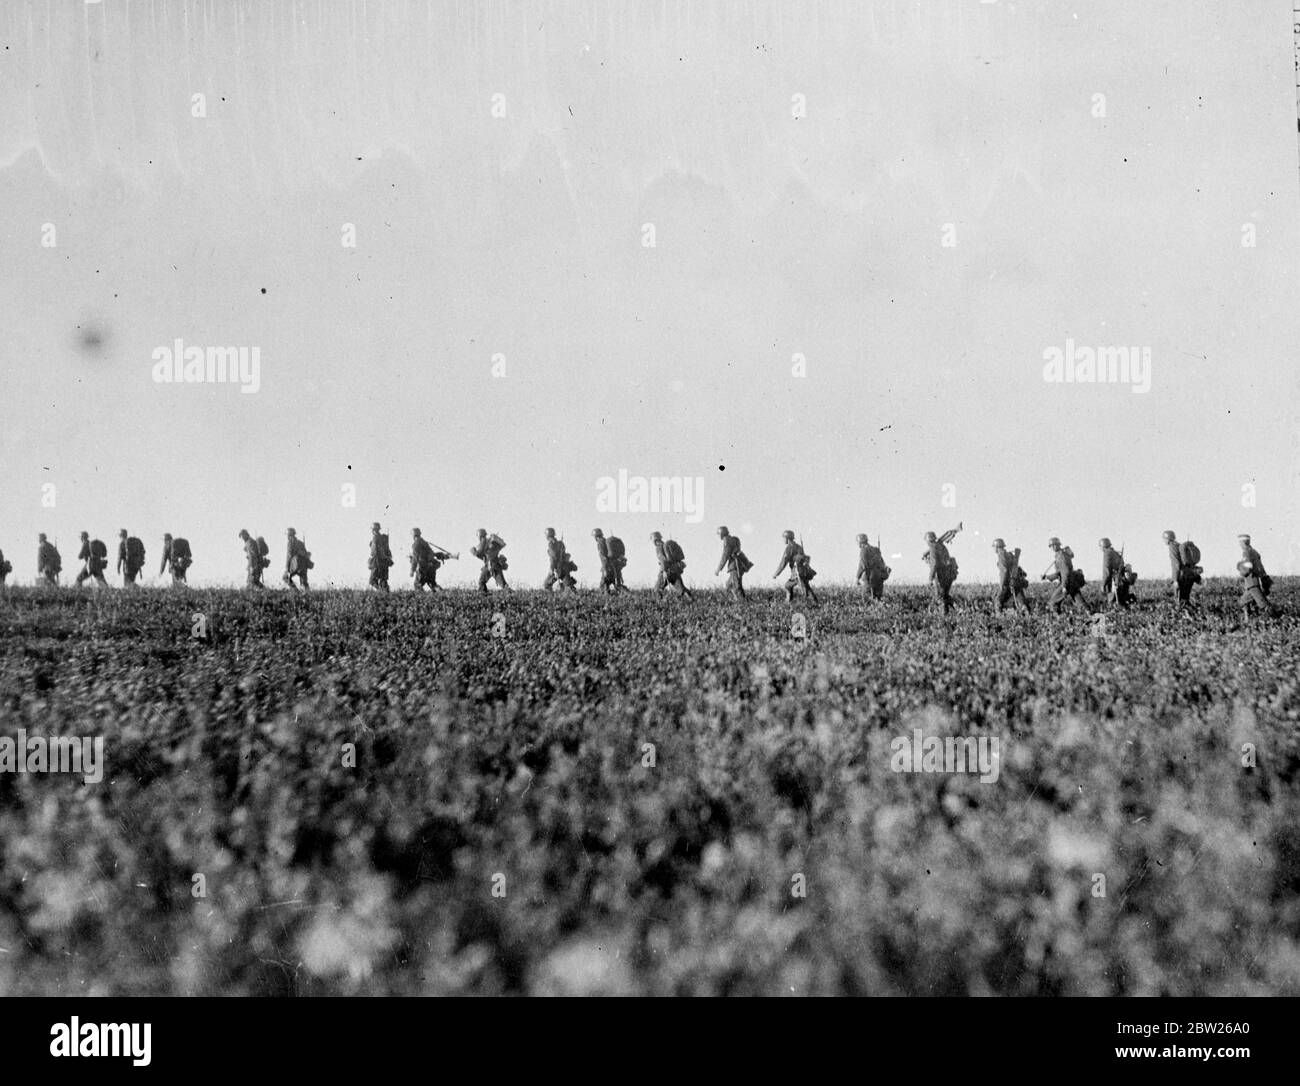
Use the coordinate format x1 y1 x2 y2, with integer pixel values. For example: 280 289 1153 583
1 579 1298 995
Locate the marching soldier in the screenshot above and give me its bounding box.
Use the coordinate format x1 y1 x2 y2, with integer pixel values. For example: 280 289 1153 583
239 529 266 588
37 534 61 586
652 531 693 600
75 531 109 587
922 528 959 614
0 546 11 589
471 529 510 594
1237 534 1277 619
369 522 393 591
993 538 1030 613
159 533 192 586
1162 529 1203 609
715 526 750 600
410 528 457 591
284 528 312 590
1042 537 1087 613
855 533 890 600
1238 534 1273 600
773 530 819 603
1098 538 1132 609
543 528 578 592
592 529 617 594
117 529 146 586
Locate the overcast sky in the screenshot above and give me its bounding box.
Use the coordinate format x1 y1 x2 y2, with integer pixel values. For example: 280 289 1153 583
2 0 1297 588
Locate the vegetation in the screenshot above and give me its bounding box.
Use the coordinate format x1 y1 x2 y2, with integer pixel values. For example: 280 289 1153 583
1 580 1297 995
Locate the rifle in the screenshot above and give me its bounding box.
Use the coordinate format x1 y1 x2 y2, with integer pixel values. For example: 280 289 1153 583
938 521 963 546
428 541 460 560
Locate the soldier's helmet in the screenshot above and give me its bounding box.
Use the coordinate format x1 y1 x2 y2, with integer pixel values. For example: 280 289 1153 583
1238 533 1252 546
412 528 421 537
992 538 1005 548
1048 537 1061 548
119 529 128 538
545 527 556 537
38 533 47 542
287 528 296 536
1162 530 1175 541
80 531 89 539
924 531 936 542
477 528 487 538
163 533 173 541
717 526 729 536
651 531 662 540
1099 537 1111 548
592 528 603 537
239 529 249 539
371 522 381 532
856 533 867 543
782 530 795 541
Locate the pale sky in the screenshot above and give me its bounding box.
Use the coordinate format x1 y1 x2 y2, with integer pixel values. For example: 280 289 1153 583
2 0 1298 587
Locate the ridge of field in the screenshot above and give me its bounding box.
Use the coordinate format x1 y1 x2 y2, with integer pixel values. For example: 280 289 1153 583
1 582 1298 995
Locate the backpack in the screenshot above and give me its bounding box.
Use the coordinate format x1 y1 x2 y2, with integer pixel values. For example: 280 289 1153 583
1013 566 1029 591
1180 541 1201 567
562 553 577 575
0 550 10 577
172 538 193 568
1067 568 1086 592
90 539 108 561
736 551 754 574
413 539 438 570
664 539 685 564
608 536 626 566
488 534 506 552
257 537 271 567
799 556 817 581
42 544 61 574
379 533 393 567
126 536 145 567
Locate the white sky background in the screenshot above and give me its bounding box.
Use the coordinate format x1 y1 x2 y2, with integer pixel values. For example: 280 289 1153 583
1 0 1298 588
